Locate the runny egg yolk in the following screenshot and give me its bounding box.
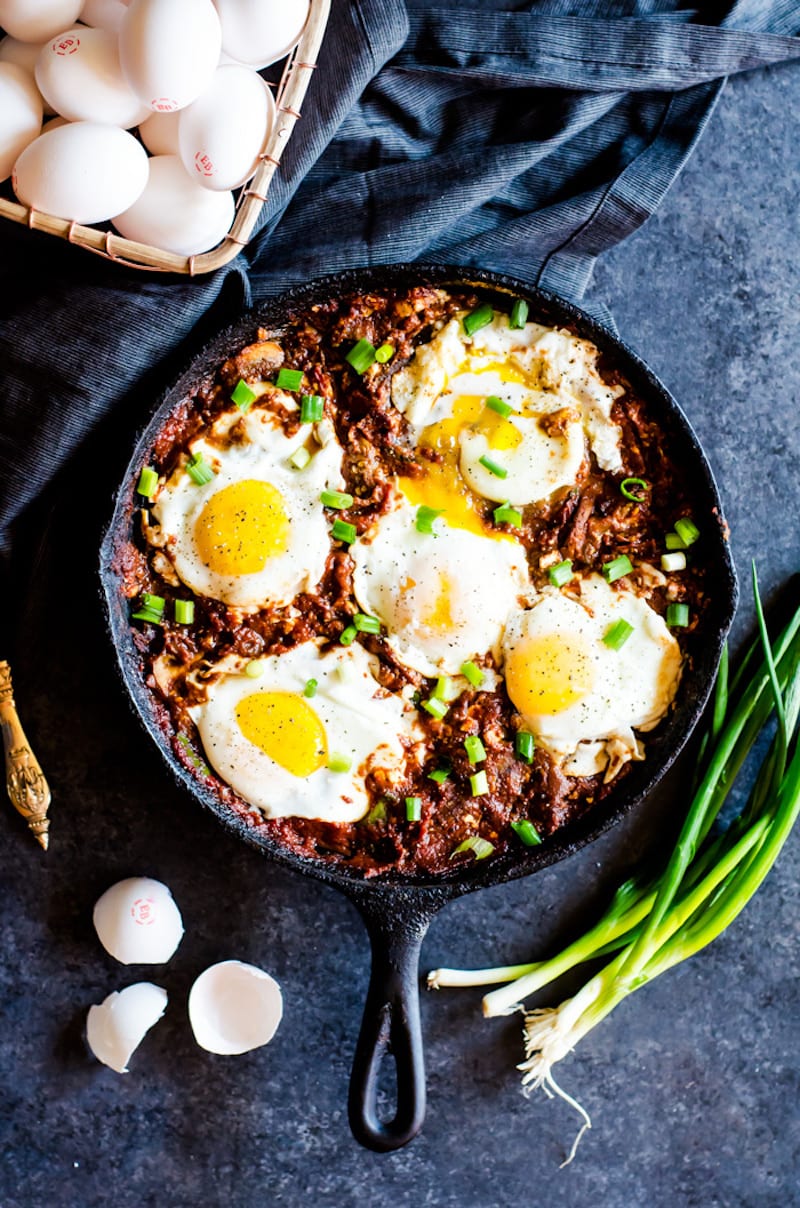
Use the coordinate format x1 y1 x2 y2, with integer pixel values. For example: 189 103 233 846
235 691 328 777
398 361 529 538
505 634 596 717
195 480 289 576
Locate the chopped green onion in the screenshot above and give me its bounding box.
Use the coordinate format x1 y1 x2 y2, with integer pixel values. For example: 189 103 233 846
244 661 263 678
493 501 522 527
469 770 489 796
405 796 422 822
131 608 164 626
303 678 317 698
465 735 487 764
354 613 381 634
603 618 634 650
479 454 507 479
300 394 324 423
548 560 573 588
674 517 700 546
485 396 514 419
451 835 494 860
321 489 354 510
275 368 304 391
362 799 387 824
515 731 535 763
460 660 485 688
422 696 449 720
332 519 357 544
289 445 311 470
661 551 687 573
462 303 494 337
186 452 215 486
620 477 648 502
509 298 529 329
346 339 377 374
430 676 450 701
375 343 395 363
511 819 542 847
142 593 165 615
665 532 688 551
328 752 352 773
174 599 194 625
603 554 633 583
340 625 357 646
428 768 451 785
666 602 690 628
231 378 257 410
416 505 445 535
136 466 159 499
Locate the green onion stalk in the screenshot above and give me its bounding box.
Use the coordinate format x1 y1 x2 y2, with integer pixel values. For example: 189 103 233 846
427 566 800 1163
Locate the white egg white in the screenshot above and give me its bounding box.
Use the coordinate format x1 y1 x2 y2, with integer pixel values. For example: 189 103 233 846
152 406 343 609
503 574 683 780
189 641 419 823
391 311 625 506
351 491 532 677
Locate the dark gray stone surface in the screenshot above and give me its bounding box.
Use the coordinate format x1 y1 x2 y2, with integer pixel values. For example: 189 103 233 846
2 61 799 1208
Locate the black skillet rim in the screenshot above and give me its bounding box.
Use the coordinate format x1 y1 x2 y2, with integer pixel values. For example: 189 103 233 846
99 263 738 897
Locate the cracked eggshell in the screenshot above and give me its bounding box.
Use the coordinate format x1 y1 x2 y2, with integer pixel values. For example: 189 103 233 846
178 64 274 192
213 0 309 69
188 961 283 1055
36 27 150 128
0 62 43 182
0 0 84 43
112 154 234 255
86 982 167 1073
119 0 221 113
93 876 184 964
13 121 149 223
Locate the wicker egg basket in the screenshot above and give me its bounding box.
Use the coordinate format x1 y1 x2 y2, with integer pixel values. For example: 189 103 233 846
0 0 330 275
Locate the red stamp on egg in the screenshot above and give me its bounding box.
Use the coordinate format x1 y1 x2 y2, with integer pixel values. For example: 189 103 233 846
53 36 80 55
151 98 178 112
194 151 215 178
130 897 157 926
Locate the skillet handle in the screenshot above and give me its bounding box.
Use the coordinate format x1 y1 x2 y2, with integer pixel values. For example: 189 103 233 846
347 897 434 1152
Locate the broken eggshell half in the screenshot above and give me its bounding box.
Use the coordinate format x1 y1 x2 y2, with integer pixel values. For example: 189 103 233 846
93 876 184 964
188 960 283 1055
86 982 168 1073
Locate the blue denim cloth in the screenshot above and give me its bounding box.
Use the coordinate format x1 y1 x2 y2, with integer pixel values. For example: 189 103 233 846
1 0 799 548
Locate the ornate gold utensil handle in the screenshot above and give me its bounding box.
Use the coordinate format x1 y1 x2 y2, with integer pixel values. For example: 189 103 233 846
0 661 50 850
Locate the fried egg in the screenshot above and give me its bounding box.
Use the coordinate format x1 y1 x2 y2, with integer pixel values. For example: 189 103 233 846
152 406 343 609
190 642 418 822
351 491 531 677
502 575 682 780
391 311 624 510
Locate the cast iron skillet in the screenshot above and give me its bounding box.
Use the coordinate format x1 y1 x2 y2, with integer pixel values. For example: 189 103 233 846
99 265 737 1153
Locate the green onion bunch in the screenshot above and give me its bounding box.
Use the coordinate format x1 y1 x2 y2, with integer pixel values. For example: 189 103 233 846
427 566 800 1163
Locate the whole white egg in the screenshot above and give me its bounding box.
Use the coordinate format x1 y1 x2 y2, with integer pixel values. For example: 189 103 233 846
0 63 42 182
213 0 309 69
112 154 234 255
36 27 149 128
0 0 83 43
79 0 130 33
0 34 44 73
178 65 274 192
119 0 221 113
93 876 184 964
13 121 148 223
138 108 180 156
